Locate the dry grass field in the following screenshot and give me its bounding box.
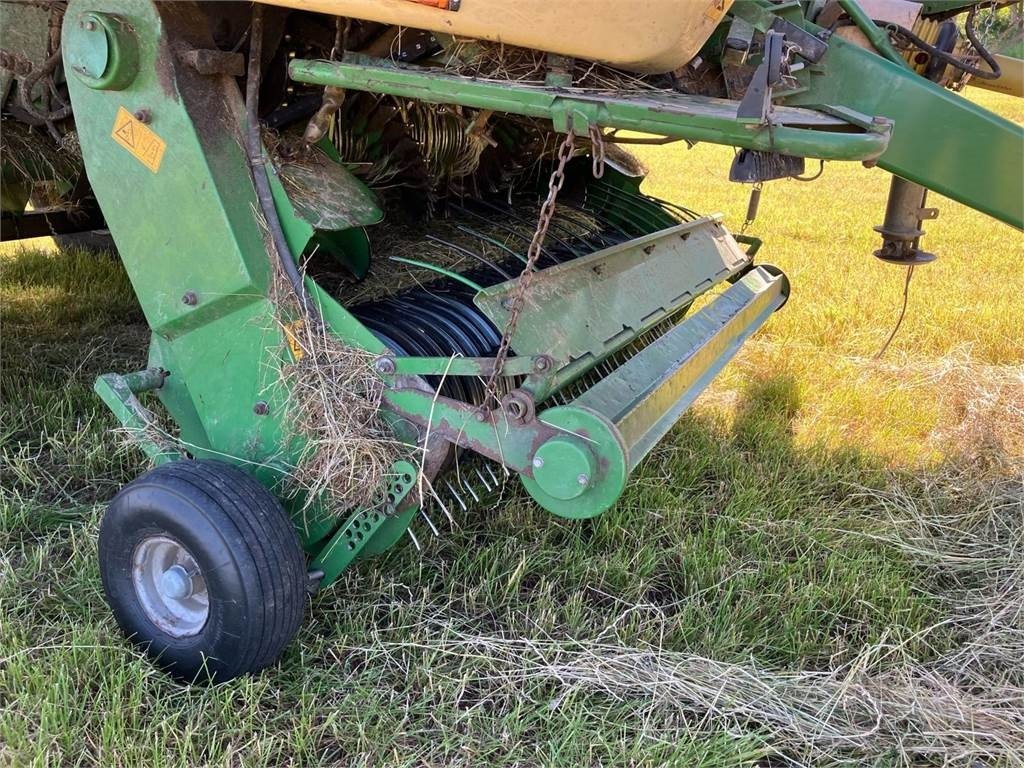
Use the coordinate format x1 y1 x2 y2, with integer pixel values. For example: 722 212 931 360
1 89 1021 766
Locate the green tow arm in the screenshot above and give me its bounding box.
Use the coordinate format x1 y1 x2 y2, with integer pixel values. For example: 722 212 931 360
732 2 1024 230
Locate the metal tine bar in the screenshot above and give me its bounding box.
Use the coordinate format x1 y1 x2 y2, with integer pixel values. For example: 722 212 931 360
610 187 690 230
485 463 504 486
544 206 620 253
406 526 422 550
578 192 638 240
460 474 482 503
444 478 469 512
474 198 582 260
450 202 562 265
434 494 457 527
585 186 669 235
549 203 619 246
582 188 649 237
603 183 701 222
425 234 514 281
537 215 592 257
454 224 530 267
474 466 493 493
419 508 441 537
627 191 695 225
588 183 679 232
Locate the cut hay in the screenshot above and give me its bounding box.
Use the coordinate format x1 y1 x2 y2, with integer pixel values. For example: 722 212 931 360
438 40 670 93
334 472 1024 766
0 120 80 205
278 315 407 512
249 195 410 514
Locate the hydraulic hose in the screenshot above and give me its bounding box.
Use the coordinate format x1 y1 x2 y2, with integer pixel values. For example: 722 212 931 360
244 5 322 326
874 6 1002 80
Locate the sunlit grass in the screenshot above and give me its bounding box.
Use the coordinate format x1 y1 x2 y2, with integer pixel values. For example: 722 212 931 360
632 88 1023 466
1 89 1021 766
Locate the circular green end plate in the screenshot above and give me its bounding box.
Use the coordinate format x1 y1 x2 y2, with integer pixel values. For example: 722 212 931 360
521 406 627 520
65 12 139 91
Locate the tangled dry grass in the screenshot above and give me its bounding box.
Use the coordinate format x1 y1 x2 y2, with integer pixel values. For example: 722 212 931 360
275 296 406 514
339 468 1023 766
439 40 669 92
0 121 80 206
918 354 1024 472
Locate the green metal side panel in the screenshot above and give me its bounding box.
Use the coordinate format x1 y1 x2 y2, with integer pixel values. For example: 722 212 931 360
473 216 751 365
63 0 408 559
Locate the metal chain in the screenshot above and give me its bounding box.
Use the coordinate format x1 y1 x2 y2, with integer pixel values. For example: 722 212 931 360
482 130 576 410
589 125 606 179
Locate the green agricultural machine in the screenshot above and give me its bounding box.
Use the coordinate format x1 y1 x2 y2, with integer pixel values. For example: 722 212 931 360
1 0 1021 680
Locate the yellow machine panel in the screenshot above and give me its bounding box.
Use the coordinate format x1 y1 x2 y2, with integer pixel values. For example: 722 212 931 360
256 0 733 73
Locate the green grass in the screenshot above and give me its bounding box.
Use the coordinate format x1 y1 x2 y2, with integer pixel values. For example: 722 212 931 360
1 89 1022 767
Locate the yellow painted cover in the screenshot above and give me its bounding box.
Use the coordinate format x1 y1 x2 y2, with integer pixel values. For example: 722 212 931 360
256 0 733 73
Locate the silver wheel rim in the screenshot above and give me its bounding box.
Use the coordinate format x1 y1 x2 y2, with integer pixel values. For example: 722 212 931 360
131 535 209 638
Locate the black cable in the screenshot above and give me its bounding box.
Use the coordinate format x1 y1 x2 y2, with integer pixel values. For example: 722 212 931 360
244 5 322 327
875 265 914 359
793 159 825 182
875 9 1002 80
963 5 1004 79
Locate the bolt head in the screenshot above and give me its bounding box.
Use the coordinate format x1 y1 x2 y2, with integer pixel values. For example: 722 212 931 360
181 291 198 306
253 401 269 415
159 565 192 600
577 474 590 486
133 108 152 124
501 297 515 311
82 19 97 31
532 456 544 469
374 357 396 375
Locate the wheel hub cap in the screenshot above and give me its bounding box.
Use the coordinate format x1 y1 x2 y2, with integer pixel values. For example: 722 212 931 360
132 535 208 637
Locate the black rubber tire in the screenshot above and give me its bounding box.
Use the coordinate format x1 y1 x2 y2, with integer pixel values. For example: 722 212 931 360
98 460 307 682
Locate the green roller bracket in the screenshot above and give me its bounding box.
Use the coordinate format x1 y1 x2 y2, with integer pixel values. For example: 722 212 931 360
310 461 418 587
94 368 182 465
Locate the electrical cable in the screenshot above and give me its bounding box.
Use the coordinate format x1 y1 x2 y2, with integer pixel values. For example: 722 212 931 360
874 7 1002 80
874 265 914 359
793 159 825 182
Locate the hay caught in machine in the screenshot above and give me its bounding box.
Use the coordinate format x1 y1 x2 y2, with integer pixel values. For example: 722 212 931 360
279 315 407 513
439 40 673 92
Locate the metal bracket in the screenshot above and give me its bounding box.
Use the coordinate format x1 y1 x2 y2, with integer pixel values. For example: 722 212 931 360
737 30 785 122
309 460 418 587
94 368 181 464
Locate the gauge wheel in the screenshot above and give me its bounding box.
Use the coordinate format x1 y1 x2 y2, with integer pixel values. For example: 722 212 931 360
98 460 307 681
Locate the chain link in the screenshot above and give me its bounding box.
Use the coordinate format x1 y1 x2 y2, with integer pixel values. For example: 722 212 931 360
589 125 606 180
482 130 576 410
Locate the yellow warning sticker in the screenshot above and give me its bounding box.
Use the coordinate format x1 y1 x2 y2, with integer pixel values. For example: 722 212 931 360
704 0 730 23
283 320 306 361
111 106 167 173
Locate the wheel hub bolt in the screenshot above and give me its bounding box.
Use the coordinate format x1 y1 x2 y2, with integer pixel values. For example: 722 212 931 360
577 474 590 487
159 565 193 600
